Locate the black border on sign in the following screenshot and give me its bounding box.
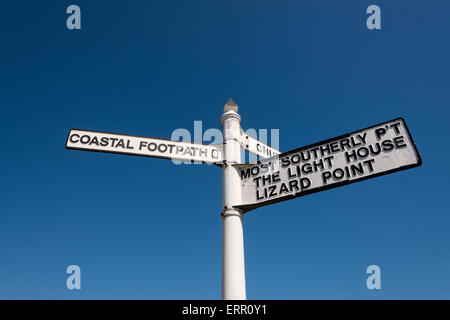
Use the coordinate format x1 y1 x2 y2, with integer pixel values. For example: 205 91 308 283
236 117 422 213
65 128 225 166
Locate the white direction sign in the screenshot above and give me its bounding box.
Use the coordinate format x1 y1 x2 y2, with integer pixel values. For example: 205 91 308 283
66 129 224 164
236 118 422 212
239 129 281 159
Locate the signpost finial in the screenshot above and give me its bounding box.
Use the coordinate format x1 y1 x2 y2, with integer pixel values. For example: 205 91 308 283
224 98 238 113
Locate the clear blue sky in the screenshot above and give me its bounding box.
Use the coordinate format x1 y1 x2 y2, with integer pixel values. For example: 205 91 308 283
0 1 449 299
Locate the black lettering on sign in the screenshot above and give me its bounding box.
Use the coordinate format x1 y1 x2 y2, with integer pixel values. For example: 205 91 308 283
333 168 345 180
310 147 320 159
289 180 299 192
139 141 147 150
148 143 157 151
301 151 311 161
350 136 361 148
375 127 386 140
70 134 80 143
268 185 277 197
369 143 381 156
262 175 271 186
340 138 351 151
321 159 377 185
241 168 251 179
260 163 270 174
320 144 331 157
393 136 407 149
345 150 358 163
109 137 118 147
291 154 301 164
81 135 90 144
279 183 289 195
273 172 281 183
158 143 168 153
251 166 260 176
351 163 364 176
323 156 334 168
381 139 394 151
390 122 401 134
358 133 367 144
256 189 264 200
288 168 296 179
313 159 324 171
89 136 99 146
116 139 125 148
100 137 109 146
126 140 134 150
363 159 375 172
322 171 332 184
255 176 313 201
330 141 340 153
300 178 311 189
357 146 369 159
303 163 313 174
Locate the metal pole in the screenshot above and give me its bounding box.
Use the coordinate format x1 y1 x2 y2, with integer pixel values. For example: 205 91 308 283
220 99 246 300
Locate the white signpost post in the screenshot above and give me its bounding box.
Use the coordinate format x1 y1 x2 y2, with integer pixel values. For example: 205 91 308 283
66 100 421 300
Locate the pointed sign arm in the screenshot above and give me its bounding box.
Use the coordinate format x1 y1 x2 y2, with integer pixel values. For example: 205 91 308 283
235 118 422 213
238 128 281 159
65 128 224 164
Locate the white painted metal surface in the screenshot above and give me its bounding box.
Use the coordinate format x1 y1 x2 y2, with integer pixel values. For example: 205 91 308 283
220 99 247 300
238 129 281 159
66 129 224 164
237 118 422 212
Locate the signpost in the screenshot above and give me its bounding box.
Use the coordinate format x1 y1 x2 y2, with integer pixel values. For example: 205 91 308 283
66 100 422 300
